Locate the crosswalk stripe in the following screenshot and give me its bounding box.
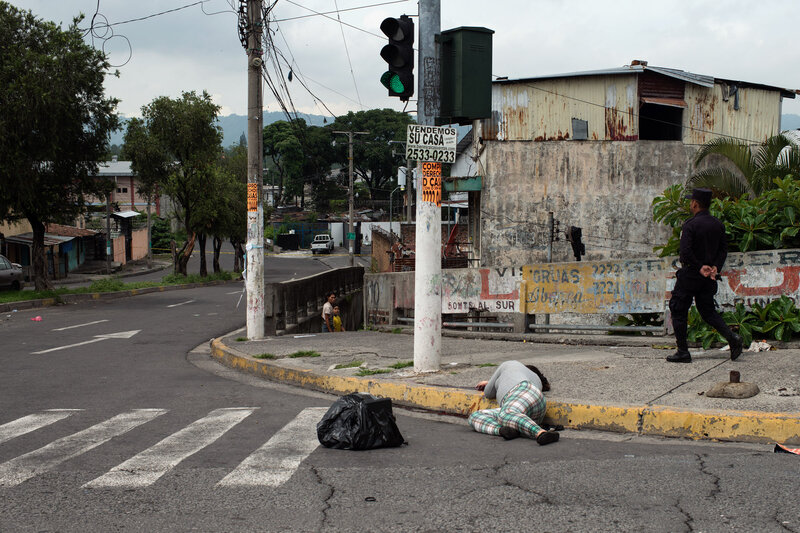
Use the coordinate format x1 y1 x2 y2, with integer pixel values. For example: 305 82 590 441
0 410 81 445
0 409 166 488
84 407 257 488
218 407 326 487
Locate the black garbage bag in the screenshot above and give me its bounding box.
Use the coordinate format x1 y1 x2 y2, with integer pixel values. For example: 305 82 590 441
317 393 405 450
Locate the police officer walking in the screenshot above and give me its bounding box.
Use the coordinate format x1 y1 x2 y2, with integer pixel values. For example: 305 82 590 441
667 188 743 363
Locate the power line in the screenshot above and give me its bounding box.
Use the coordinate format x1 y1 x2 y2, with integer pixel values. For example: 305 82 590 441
282 0 385 39
274 0 409 22
333 0 362 109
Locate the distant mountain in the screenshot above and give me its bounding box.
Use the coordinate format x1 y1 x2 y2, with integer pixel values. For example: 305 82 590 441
109 111 333 148
109 113 800 148
782 114 800 132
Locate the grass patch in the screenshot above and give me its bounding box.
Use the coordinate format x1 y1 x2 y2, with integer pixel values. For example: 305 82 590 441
391 327 403 334
477 363 498 368
235 337 248 342
334 360 363 369
288 350 321 358
355 368 391 376
389 361 413 369
0 270 239 305
253 353 276 359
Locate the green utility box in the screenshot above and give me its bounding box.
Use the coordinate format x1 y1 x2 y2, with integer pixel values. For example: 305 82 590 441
436 27 494 126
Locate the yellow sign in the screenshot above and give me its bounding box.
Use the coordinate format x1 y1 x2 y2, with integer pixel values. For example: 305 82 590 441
247 183 259 212
421 162 441 207
521 259 667 314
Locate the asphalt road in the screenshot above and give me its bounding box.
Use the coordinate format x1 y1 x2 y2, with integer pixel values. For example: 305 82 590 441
1 269 799 531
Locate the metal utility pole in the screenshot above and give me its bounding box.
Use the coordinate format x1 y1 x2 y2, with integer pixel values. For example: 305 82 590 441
245 0 265 339
413 0 441 373
334 130 368 266
106 192 112 274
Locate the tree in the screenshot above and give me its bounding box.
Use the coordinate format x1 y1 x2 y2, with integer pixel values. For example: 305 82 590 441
123 117 171 267
219 144 248 272
263 120 305 206
688 134 800 199
129 91 223 275
331 109 413 208
0 4 119 290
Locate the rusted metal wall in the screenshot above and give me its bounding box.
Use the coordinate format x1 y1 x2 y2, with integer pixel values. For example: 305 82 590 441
479 140 696 266
483 75 639 141
684 84 783 145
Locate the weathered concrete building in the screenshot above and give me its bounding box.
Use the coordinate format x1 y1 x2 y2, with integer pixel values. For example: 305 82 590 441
458 60 796 266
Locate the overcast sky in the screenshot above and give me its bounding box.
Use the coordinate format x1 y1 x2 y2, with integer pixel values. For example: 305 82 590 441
10 0 800 120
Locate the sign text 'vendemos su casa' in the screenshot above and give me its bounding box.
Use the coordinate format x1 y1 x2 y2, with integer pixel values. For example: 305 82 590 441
406 125 457 163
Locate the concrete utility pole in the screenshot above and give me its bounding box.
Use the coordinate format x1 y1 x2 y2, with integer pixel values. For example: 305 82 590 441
406 157 413 222
413 0 441 373
334 130 368 266
245 0 265 339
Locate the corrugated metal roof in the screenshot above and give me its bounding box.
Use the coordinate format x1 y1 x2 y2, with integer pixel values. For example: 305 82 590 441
6 233 75 246
95 160 134 176
495 63 794 96
111 210 140 218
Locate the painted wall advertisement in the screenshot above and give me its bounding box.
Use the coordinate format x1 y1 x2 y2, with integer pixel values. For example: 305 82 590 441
441 268 521 314
522 259 668 314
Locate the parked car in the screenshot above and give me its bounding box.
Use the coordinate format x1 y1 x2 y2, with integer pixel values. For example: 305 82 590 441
0 254 24 291
311 234 334 254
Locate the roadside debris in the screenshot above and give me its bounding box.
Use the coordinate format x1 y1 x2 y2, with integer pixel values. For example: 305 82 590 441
30 316 42 322
705 370 759 398
774 443 800 455
747 340 773 352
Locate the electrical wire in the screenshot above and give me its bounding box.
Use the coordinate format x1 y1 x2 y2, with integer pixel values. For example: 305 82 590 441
282 0 385 39
333 0 362 109
274 0 409 22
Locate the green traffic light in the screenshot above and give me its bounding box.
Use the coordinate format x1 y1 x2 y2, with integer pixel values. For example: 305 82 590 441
381 71 406 94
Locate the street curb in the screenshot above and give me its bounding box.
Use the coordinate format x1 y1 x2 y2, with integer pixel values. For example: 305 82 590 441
0 279 239 313
210 337 800 445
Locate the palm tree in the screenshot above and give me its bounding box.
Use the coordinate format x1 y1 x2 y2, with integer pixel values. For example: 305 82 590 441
688 133 800 199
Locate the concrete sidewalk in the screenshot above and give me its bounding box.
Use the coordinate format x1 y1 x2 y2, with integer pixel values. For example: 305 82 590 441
210 327 800 446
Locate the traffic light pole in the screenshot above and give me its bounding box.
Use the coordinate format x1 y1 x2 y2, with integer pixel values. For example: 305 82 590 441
246 0 265 339
413 0 441 373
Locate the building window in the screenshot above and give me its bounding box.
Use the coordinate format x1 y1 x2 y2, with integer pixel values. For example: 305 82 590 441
571 118 588 140
117 187 128 193
639 104 683 141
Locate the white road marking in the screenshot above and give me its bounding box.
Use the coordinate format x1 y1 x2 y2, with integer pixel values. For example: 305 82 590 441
31 330 141 354
52 320 109 331
218 407 325 487
0 410 81 445
84 407 257 488
0 409 166 487
226 291 241 295
167 300 195 308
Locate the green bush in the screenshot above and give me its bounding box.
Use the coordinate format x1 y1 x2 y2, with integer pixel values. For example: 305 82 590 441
652 177 800 256
687 296 800 347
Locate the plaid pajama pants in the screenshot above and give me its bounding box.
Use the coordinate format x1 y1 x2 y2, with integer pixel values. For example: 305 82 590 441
468 381 546 438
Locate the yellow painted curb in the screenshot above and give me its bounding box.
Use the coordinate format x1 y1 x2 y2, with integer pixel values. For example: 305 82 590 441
210 337 800 445
641 406 800 444
544 402 642 434
210 338 496 415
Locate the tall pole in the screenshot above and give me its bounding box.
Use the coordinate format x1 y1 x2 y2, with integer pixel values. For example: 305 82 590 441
106 192 112 274
246 0 265 339
413 0 441 373
406 156 413 222
348 132 354 266
543 211 554 329
334 130 368 266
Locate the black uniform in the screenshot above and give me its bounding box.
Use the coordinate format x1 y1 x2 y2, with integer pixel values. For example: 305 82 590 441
669 210 736 353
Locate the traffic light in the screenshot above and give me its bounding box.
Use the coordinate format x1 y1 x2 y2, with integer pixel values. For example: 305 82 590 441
379 15 414 100
568 226 586 261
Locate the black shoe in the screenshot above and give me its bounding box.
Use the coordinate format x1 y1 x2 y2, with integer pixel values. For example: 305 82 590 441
536 430 560 445
499 427 521 440
729 334 743 361
666 351 692 363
